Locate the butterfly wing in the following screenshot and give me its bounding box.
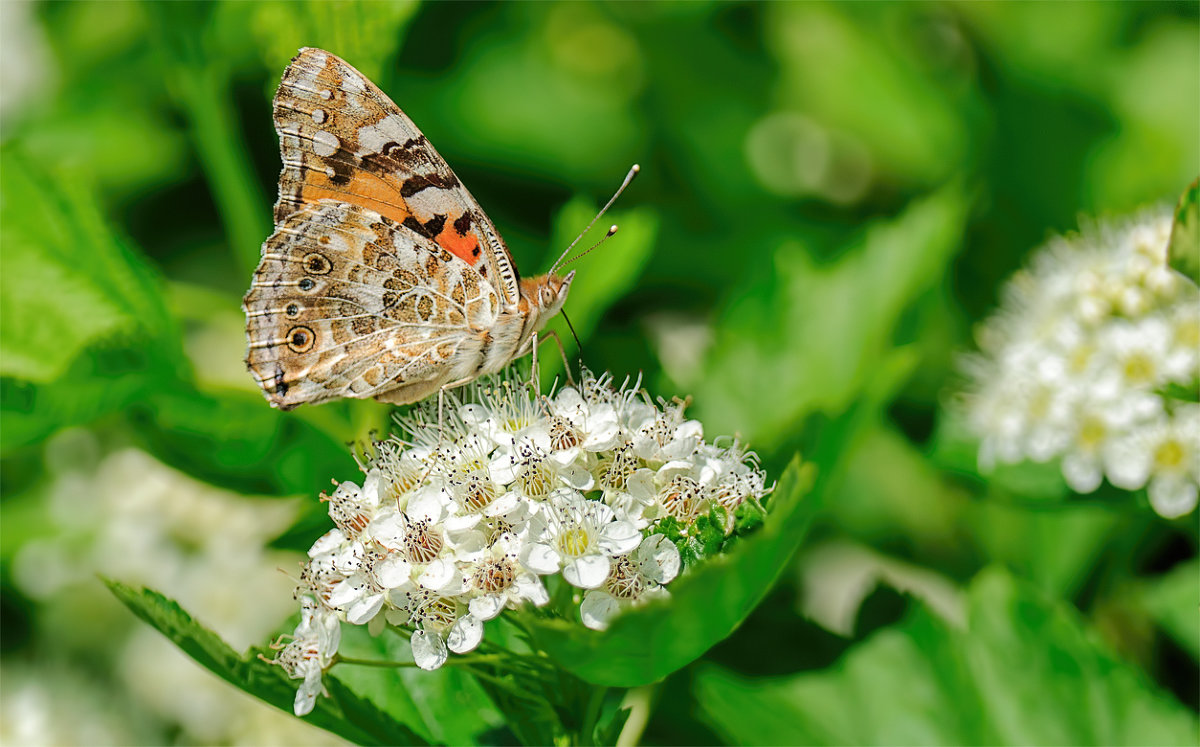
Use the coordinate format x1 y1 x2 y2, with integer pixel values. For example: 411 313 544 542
244 201 500 409
271 47 521 307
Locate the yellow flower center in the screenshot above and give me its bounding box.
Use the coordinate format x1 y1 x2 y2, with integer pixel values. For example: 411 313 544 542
1078 417 1107 450
1123 353 1155 385
559 527 590 557
1154 439 1185 471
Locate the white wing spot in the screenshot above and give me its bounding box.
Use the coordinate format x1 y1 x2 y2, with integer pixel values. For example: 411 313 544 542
358 114 410 156
312 130 340 157
311 108 327 124
318 88 332 100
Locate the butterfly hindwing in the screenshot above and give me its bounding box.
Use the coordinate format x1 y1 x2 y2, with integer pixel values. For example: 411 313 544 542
271 47 521 306
244 201 501 409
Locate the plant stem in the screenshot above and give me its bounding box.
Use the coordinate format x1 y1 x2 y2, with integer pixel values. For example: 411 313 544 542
616 684 657 747
335 655 420 669
579 685 608 746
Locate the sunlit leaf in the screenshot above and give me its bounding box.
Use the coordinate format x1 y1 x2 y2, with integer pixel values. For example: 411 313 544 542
698 186 969 443
1167 178 1199 285
105 581 428 746
0 152 177 382
243 0 420 84
696 568 1199 746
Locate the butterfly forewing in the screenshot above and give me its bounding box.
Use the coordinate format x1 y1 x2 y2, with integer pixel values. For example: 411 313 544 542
245 201 500 409
271 47 520 305
245 48 573 410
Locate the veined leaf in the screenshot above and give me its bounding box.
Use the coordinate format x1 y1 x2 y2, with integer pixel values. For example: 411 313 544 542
0 151 177 382
696 567 1199 746
105 580 429 746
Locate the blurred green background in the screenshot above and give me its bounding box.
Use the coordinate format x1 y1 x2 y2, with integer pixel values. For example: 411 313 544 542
1 1 1196 744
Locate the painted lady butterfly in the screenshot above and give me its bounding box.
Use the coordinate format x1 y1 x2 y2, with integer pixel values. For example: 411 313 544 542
243 48 580 409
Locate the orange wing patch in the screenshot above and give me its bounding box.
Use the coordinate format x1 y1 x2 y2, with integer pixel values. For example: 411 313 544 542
271 48 516 297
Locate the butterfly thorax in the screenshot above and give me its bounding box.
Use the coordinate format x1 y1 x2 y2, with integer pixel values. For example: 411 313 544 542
477 271 574 374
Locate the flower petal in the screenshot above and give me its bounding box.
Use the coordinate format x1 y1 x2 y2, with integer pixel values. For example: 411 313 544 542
447 614 484 653
580 591 620 631
563 554 611 589
411 630 448 671
598 520 641 556
521 543 562 575
468 593 506 621
372 554 412 589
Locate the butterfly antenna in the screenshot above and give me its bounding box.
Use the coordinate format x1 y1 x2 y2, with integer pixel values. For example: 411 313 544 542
562 224 619 268
550 164 640 274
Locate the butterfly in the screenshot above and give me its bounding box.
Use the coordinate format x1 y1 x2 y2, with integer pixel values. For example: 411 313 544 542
243 47 577 410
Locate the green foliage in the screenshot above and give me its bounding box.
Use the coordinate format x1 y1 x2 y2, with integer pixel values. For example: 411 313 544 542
523 456 817 687
4 2 1197 743
105 581 429 746
1138 559 1200 662
696 186 970 443
696 568 1200 746
1168 178 1199 284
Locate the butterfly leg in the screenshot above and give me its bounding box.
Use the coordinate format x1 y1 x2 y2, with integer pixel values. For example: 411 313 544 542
527 330 575 394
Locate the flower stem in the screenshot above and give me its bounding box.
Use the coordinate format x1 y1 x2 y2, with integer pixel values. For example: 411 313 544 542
334 655 421 669
616 684 658 747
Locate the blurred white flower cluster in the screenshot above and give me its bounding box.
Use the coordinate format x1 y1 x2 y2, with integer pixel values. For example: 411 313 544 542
964 209 1200 518
275 370 770 715
10 434 340 745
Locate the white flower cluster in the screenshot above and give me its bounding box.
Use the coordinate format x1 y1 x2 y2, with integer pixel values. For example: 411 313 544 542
272 371 770 715
963 209 1200 518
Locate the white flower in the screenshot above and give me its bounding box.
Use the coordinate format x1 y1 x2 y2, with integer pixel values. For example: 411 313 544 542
461 535 549 620
522 490 642 588
962 208 1200 516
271 598 340 715
1108 407 1200 518
280 367 771 700
580 534 681 630
385 585 483 670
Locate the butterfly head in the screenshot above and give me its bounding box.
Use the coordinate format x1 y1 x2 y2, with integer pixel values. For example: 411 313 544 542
521 270 575 322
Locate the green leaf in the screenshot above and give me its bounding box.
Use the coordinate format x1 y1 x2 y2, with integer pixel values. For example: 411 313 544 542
1167 178 1199 285
522 456 818 687
126 387 360 497
1139 559 1200 661
697 186 969 443
243 1 420 84
0 151 178 382
696 568 1199 746
105 580 428 746
333 625 501 746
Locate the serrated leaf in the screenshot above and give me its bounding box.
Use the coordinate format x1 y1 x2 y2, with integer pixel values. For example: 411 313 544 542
696 568 1199 746
522 456 817 687
0 151 177 382
1167 178 1199 285
105 580 428 746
